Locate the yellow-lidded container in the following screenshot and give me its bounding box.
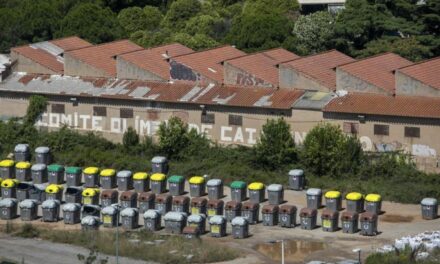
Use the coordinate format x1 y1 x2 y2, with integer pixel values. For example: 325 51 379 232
1 179 18 188
0 160 14 167
325 191 341 199
248 182 264 190
189 176 205 185
133 172 148 180
151 173 166 181
82 188 100 205
100 169 116 177
365 194 381 202
16 162 31 169
346 192 363 201
84 167 99 175
45 184 63 193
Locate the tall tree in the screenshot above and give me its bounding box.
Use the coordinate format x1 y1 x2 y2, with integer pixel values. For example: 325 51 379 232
162 0 202 31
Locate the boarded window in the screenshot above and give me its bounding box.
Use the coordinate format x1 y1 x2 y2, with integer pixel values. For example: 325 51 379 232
120 108 133 118
51 104 65 114
374 124 389 136
404 127 420 138
343 122 359 134
229 115 243 126
93 106 107 117
201 113 215 124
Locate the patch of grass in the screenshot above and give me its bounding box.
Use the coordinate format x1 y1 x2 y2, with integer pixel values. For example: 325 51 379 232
366 247 440 264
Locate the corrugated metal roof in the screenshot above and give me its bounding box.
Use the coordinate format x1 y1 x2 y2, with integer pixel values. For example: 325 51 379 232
293 91 336 110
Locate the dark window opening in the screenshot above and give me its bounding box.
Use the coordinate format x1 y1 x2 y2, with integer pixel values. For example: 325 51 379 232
93 106 107 117
404 127 420 138
229 115 243 126
374 124 389 136
51 104 65 114
343 122 359 134
120 108 134 119
201 113 215 124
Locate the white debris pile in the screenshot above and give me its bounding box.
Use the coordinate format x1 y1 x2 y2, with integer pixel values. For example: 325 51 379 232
377 231 440 253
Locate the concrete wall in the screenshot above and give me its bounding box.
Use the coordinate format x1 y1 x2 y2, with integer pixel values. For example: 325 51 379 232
11 51 57 75
116 57 166 81
336 68 391 95
64 53 109 78
395 71 440 97
279 65 331 91
223 62 273 88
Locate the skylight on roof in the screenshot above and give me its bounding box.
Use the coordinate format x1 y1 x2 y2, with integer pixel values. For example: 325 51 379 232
208 67 217 73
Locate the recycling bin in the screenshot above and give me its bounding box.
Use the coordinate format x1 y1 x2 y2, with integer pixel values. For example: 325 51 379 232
155 193 172 215
230 181 247 202
101 205 119 228
207 179 223 200
65 167 82 187
325 191 342 211
65 186 82 204
83 167 100 188
183 226 200 239
421 198 438 220
248 182 265 204
35 146 51 165
0 198 18 220
100 169 116 189
321 209 339 232
45 184 63 201
306 188 322 210
209 215 226 237
164 211 186 234
341 211 359 234
81 204 101 218
262 204 279 226
365 194 382 215
101 190 118 207
41 199 60 222
359 212 378 236
143 209 161 231
17 182 33 201
29 183 48 203
189 176 205 197
288 169 305 190
120 191 138 209
151 156 168 174
346 192 364 213
81 216 100 230
121 208 138 230
0 160 14 179
207 199 224 218
1 179 18 198
82 188 100 205
47 164 64 184
133 172 149 193
267 184 284 205
62 203 81 224
232 216 249 239
279 204 297 228
225 201 242 222
19 199 38 221
138 192 155 214
31 164 47 184
14 144 30 162
168 175 185 196
15 162 31 181
150 173 166 194
299 207 317 230
242 202 259 224
190 197 207 215
117 170 133 191
172 196 190 213
187 214 206 234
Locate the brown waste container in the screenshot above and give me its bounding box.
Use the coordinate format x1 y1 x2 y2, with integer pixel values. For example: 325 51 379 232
299 208 317 230
262 204 279 226
321 209 339 232
279 204 296 228
172 196 190 214
120 191 138 209
191 197 207 215
138 192 155 214
207 199 224 218
100 190 118 207
341 211 359 234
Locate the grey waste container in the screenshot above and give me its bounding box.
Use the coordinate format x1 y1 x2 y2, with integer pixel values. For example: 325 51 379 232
232 216 249 239
299 208 317 230
133 172 149 193
168 175 185 196
359 212 378 236
0 160 14 179
17 182 33 202
65 187 82 204
151 156 168 174
29 183 48 203
365 194 382 215
81 216 100 230
62 203 81 224
143 209 161 231
65 167 82 187
325 191 342 212
99 169 116 189
209 215 226 237
35 146 51 165
83 167 100 188
262 204 279 226
31 164 47 184
117 170 133 191
15 162 32 181
207 199 224 219
121 208 138 230
138 192 155 214
101 190 118 207
321 209 339 232
81 204 101 218
47 164 64 184
207 179 223 200
306 188 322 210
187 214 206 234
267 184 284 205
0 198 18 220
155 194 172 215
341 211 359 234
1 179 18 198
279 204 297 228
190 197 207 215
41 199 60 222
101 205 119 228
189 176 205 197
288 169 305 190
172 196 190 214
346 192 364 213
14 144 30 162
230 181 247 202
225 201 242 222
120 191 137 209
248 182 265 204
150 173 167 194
421 198 438 220
242 202 259 224
183 226 200 239
19 199 38 221
164 211 187 234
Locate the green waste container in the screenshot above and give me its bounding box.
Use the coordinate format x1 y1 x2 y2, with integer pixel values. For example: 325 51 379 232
66 167 82 187
168 175 185 196
230 181 247 202
47 164 64 184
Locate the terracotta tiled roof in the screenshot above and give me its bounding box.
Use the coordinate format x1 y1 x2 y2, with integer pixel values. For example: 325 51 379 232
12 46 64 73
281 50 355 90
118 43 194 80
338 53 413 94
49 36 93 52
323 92 440 119
66 40 143 77
171 45 246 83
398 57 440 90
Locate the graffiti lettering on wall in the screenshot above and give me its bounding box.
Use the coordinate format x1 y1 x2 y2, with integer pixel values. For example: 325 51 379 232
236 72 268 87
359 137 437 158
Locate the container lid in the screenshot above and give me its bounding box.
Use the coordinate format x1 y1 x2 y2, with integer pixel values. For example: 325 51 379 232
321 209 338 219
1 179 18 188
34 183 49 191
143 209 160 219
82 204 101 211
151 156 167 163
0 198 17 207
207 179 222 187
31 163 47 171
209 215 226 225
47 164 64 172
168 175 184 183
188 214 205 222
66 167 82 174
16 161 31 169
35 146 50 154
102 206 118 215
189 176 205 184
325 191 341 199
421 198 438 206
19 199 37 208
117 170 132 178
0 160 14 167
365 194 381 202
133 172 148 180
100 169 116 177
83 167 99 175
248 182 264 190
230 181 246 189
289 169 304 176
267 184 283 192
231 216 248 226
62 203 81 211
82 188 100 197
346 192 363 201
306 188 322 195
150 173 166 181
81 216 100 225
45 184 63 193
14 144 29 152
42 199 60 209
164 211 186 221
